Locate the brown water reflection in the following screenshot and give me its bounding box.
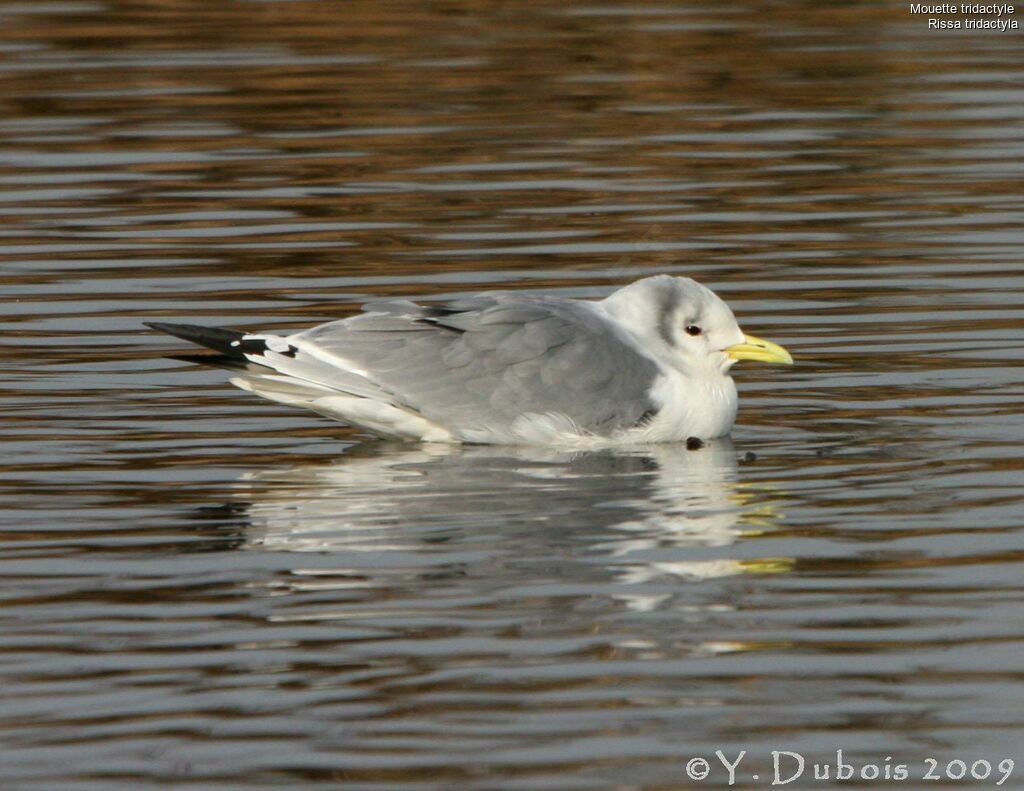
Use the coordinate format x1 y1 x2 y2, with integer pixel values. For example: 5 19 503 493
2 0 1024 788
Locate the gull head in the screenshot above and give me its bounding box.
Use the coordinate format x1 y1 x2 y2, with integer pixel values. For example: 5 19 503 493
601 275 793 373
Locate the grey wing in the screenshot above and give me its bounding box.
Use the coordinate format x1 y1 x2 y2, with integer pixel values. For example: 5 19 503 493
295 295 662 437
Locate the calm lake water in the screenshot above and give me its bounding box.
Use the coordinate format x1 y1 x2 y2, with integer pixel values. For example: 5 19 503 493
2 1 1023 788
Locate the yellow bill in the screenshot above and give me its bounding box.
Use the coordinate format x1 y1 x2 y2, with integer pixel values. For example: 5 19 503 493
725 333 793 365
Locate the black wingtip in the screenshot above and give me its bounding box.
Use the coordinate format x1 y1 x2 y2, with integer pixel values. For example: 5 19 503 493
168 353 253 371
144 321 246 354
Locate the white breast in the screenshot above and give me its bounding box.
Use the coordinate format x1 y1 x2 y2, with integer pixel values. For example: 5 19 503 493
622 368 738 443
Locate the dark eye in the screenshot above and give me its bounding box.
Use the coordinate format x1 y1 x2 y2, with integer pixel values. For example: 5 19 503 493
685 325 702 336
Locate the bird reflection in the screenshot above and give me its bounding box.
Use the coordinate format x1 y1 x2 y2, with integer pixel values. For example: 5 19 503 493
231 439 790 605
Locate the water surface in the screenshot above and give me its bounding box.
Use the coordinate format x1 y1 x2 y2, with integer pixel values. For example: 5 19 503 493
2 1 1023 788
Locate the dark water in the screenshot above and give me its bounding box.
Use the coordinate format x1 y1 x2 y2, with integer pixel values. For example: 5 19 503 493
2 1 1024 788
